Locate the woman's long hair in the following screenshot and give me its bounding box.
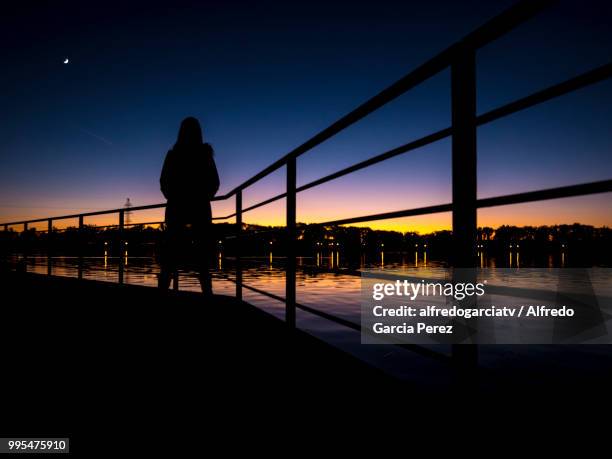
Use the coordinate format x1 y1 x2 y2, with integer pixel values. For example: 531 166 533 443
174 116 203 148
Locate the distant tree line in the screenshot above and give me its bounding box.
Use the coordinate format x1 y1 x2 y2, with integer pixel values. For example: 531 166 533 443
1 222 610 261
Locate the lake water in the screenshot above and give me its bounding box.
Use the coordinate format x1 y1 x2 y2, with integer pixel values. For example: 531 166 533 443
13 252 612 386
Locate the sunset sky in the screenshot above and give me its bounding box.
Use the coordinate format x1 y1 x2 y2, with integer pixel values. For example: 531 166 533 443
1 0 611 233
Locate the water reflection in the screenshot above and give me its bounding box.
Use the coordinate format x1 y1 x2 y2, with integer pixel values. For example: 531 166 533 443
18 249 580 304
10 249 606 381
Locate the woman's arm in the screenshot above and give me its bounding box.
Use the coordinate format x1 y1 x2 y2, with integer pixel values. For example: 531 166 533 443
160 150 173 200
204 144 220 199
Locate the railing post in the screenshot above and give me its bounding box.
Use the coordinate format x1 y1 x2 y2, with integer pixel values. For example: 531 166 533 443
286 156 297 328
78 215 84 279
23 222 28 268
451 42 478 377
118 210 124 284
235 190 242 301
47 218 53 276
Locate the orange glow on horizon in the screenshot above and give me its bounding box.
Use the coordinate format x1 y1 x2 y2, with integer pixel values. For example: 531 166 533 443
3 193 611 234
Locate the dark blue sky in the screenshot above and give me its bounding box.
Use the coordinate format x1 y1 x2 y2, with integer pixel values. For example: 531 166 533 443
1 0 611 230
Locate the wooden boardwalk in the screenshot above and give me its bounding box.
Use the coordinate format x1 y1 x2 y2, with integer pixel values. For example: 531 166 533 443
0 270 408 431
1 270 398 380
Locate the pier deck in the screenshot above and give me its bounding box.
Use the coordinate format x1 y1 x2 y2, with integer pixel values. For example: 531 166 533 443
0 270 401 433
3 268 612 436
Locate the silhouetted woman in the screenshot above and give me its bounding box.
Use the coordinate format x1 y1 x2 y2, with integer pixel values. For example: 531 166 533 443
159 117 219 294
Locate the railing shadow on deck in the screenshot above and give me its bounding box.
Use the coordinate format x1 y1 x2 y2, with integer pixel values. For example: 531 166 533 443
2 0 612 372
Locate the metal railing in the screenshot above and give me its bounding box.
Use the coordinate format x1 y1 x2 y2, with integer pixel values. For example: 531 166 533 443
2 0 612 367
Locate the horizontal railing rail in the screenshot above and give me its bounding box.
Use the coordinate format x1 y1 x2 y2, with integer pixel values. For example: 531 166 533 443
315 179 612 227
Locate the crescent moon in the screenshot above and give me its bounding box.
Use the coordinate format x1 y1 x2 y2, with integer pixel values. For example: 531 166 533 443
63 58 69 64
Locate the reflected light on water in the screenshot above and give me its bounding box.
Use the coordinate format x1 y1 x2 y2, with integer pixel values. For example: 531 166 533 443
562 252 566 268
19 250 584 330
